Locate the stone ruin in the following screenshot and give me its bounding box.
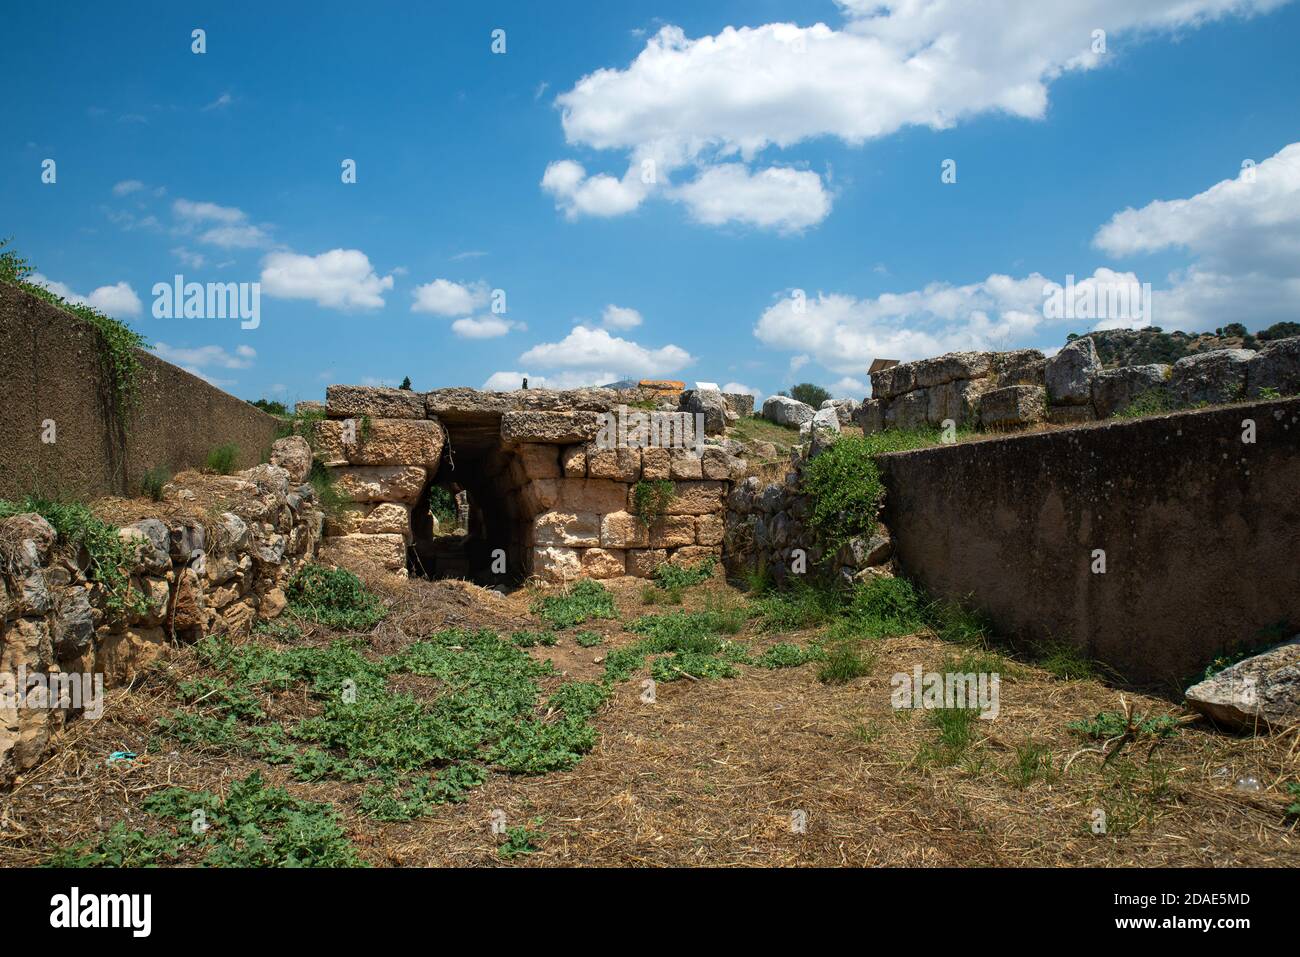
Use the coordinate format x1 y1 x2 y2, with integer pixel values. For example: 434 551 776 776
313 385 751 586
854 335 1300 433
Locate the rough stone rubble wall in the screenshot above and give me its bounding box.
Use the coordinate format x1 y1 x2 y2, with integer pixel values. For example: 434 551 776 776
314 385 746 584
0 444 324 784
857 336 1300 433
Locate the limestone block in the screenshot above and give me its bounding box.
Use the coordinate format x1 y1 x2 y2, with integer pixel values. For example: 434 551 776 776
586 444 641 482
561 444 587 478
270 436 312 482
580 548 626 579
320 534 408 573
326 384 425 419
600 511 650 549
330 466 427 504
641 447 671 480
646 515 697 548
668 449 703 480
664 481 727 516
518 443 562 480
978 386 1047 429
695 514 725 547
532 546 582 583
315 418 445 468
533 511 601 547
626 549 668 578
500 411 603 445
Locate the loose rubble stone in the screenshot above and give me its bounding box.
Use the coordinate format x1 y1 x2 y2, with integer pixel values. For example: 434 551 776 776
1184 638 1300 730
762 395 816 428
1170 349 1254 406
1045 337 1101 406
979 385 1047 429
269 435 313 482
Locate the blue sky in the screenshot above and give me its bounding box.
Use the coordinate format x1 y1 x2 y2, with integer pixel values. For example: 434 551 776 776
4 0 1298 405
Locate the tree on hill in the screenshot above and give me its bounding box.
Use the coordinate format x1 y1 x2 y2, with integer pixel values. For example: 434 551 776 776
399 376 412 390
1259 321 1300 342
786 382 832 407
248 398 288 416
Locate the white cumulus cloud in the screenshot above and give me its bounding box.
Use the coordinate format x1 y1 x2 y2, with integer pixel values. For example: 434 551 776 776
546 0 1286 230
29 273 143 317
411 278 489 316
518 325 694 378
601 304 643 330
260 249 394 310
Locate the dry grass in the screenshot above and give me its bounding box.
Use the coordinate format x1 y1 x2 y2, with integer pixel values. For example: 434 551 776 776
1 576 1296 868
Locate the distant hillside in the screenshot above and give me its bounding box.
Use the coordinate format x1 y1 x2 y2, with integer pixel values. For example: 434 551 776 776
1068 322 1300 368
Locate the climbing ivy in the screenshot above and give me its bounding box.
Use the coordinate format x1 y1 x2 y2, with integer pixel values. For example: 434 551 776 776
0 239 148 420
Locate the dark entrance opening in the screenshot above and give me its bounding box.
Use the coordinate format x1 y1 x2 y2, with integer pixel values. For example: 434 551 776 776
408 419 528 587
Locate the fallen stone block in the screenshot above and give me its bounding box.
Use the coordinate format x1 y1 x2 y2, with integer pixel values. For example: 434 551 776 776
1184 638 1300 731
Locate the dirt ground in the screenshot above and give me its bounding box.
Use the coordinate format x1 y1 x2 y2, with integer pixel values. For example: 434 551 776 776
2 576 1297 868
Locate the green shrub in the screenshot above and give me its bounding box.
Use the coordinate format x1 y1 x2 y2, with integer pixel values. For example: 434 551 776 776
800 430 941 556
817 643 874 684
845 576 926 636
0 497 146 616
751 579 846 632
205 443 240 475
631 479 675 527
141 466 170 502
428 485 458 524
531 579 617 629
47 771 363 868
510 630 558 648
285 564 387 631
653 558 716 591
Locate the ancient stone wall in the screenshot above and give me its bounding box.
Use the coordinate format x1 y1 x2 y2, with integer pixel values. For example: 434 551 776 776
857 337 1300 434
0 284 282 499
0 439 324 783
313 385 744 584
877 397 1300 688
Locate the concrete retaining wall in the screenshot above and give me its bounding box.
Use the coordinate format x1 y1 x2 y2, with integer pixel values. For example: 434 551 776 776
0 284 280 500
878 398 1300 688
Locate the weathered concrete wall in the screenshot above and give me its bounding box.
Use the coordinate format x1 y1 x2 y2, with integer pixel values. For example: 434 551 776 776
0 284 280 499
878 398 1300 689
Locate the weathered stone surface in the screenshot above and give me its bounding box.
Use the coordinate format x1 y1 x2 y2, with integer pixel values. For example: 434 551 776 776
258 587 287 618
1184 638 1300 730
269 435 312 483
315 418 446 469
532 546 581 583
911 351 993 390
533 511 600 547
1047 405 1096 426
722 393 755 417
95 626 169 687
1045 337 1100 406
319 534 408 574
52 587 95 658
646 515 697 548
585 444 641 482
927 378 990 427
169 520 206 563
329 502 412 537
819 397 858 425
119 519 170 574
1091 363 1170 418
168 567 207 636
600 511 649 548
1170 349 1254 405
762 395 816 428
326 384 425 420
856 399 884 434
331 466 427 504
695 514 725 547
626 549 668 578
992 349 1047 387
668 449 703 480
668 545 722 567
217 512 250 553
700 446 744 480
580 548 626 579
979 385 1047 428
641 447 671 480
680 389 727 436
561 444 587 478
294 400 325 415
501 411 603 445
517 443 562 480
1246 336 1300 398
884 389 929 430
665 481 727 516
